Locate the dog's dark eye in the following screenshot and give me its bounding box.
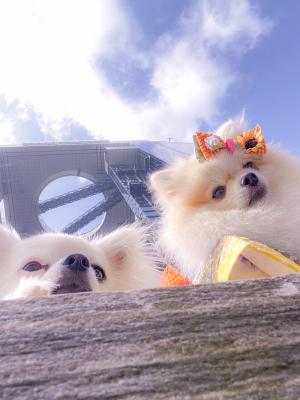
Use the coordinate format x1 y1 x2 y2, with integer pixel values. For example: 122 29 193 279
243 161 257 170
212 186 226 199
23 261 43 272
92 265 106 281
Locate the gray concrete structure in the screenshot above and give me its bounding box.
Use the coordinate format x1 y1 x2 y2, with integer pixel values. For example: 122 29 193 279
0 140 171 237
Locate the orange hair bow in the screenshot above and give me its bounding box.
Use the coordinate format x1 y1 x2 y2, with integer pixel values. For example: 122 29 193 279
193 125 266 161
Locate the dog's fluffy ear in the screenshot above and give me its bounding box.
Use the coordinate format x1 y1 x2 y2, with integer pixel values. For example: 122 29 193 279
0 225 19 255
95 225 148 268
149 159 191 209
149 168 176 204
93 224 159 290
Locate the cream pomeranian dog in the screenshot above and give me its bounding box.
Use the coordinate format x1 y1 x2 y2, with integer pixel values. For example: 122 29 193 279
150 120 300 283
0 224 159 299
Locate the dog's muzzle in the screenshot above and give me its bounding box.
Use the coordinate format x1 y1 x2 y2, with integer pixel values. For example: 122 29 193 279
240 172 266 206
52 253 92 295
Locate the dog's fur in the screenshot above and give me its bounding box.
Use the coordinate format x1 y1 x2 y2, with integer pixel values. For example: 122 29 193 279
150 120 300 282
0 224 159 299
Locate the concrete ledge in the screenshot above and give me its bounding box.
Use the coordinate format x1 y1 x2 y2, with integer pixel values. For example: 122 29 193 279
1 274 300 399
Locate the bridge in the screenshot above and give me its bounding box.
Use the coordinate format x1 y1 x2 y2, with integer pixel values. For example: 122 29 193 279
0 141 176 236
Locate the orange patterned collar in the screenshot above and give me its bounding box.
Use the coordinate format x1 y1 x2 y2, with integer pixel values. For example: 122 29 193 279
160 265 192 288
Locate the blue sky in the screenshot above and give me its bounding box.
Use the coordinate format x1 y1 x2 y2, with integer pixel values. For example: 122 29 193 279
39 176 105 234
0 0 299 234
223 0 300 151
0 0 299 153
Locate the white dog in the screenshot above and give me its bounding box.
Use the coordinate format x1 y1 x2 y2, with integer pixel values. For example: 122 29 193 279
150 120 300 283
0 224 159 299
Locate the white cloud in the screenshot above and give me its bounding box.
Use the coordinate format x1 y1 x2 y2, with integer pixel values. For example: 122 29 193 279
0 0 272 143
0 114 16 144
135 0 273 140
0 0 137 139
199 0 272 51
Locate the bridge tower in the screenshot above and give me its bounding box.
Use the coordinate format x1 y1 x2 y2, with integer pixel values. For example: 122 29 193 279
0 141 164 237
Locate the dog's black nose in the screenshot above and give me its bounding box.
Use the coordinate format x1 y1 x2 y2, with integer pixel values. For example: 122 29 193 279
240 172 259 187
63 254 89 272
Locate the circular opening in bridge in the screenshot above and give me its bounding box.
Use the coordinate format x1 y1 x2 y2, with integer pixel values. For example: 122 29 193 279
38 176 106 235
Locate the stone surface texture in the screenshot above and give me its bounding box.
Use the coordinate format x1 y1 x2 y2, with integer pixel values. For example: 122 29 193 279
0 274 300 399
